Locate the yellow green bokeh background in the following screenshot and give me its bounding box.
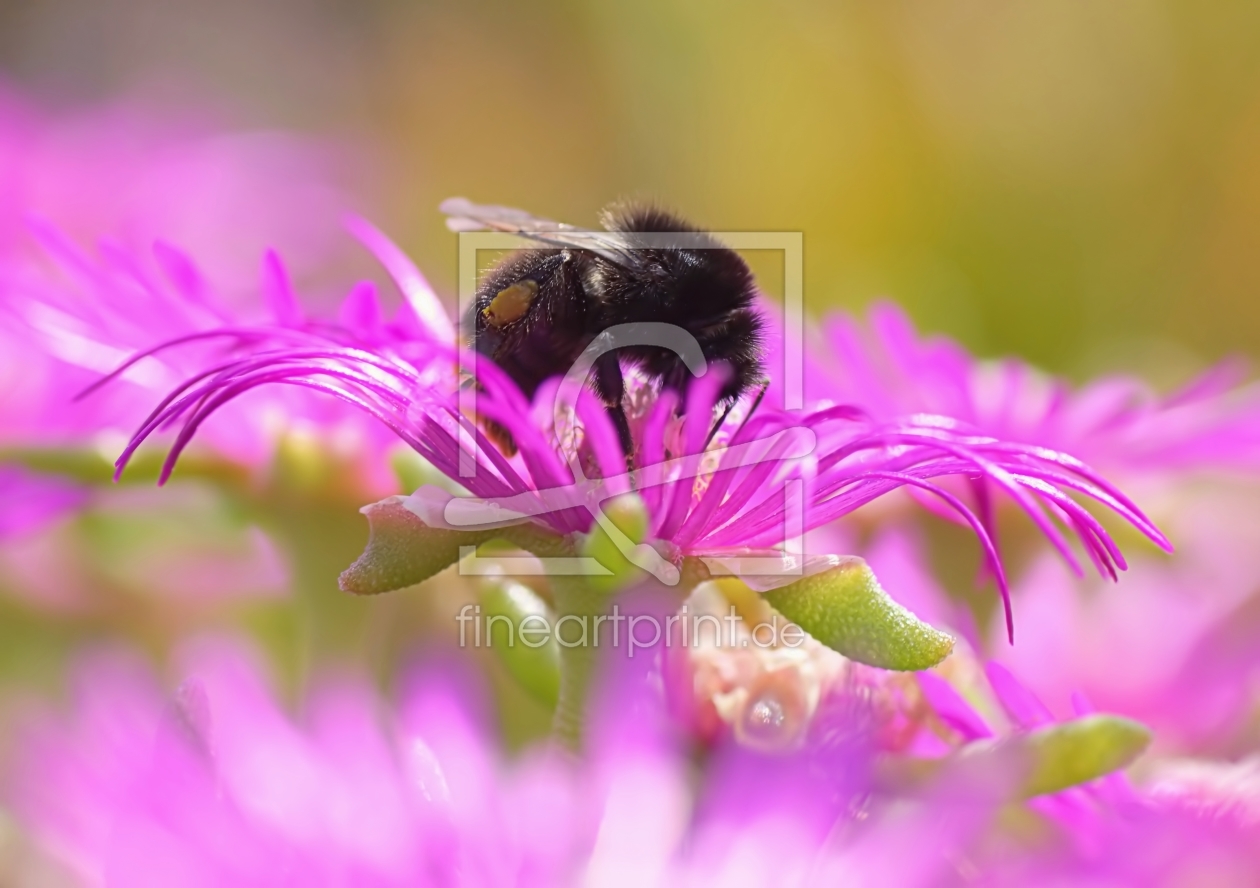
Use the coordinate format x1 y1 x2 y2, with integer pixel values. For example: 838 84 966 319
5 0 1259 384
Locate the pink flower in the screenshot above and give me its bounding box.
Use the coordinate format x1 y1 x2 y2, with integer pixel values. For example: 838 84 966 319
0 83 419 608
0 81 356 289
40 227 451 490
10 640 587 886
0 81 421 494
106 248 1168 638
4 221 439 494
0 220 454 608
789 304 1260 754
990 481 1260 751
8 637 1252 886
781 300 1260 475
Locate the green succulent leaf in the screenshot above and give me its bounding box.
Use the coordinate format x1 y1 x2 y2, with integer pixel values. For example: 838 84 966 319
1018 714 1152 797
480 579 561 708
878 713 1152 799
338 497 495 595
339 494 573 595
762 557 954 671
576 493 653 594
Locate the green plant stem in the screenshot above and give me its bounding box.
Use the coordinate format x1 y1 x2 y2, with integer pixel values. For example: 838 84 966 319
548 576 609 749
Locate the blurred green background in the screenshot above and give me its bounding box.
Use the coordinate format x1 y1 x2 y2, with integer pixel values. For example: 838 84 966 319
4 0 1258 385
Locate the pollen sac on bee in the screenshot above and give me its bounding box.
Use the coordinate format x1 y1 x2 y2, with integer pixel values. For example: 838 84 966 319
482 279 538 327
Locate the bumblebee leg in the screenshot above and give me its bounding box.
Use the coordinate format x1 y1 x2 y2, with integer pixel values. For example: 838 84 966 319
593 351 635 466
704 379 770 448
608 405 634 469
741 379 770 428
703 399 739 449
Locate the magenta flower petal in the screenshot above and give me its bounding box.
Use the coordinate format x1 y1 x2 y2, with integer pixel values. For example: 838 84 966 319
916 672 994 741
985 661 1055 729
344 214 454 344
638 389 679 519
802 302 1260 475
337 281 383 333
261 250 303 327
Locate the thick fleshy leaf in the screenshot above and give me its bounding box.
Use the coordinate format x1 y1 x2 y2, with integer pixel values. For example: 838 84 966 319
880 713 1152 799
339 496 494 595
480 579 560 708
577 493 677 592
762 557 955 671
1018 714 1152 797
340 495 572 595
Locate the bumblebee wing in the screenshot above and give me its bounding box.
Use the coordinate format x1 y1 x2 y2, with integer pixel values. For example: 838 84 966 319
440 197 565 232
440 197 636 268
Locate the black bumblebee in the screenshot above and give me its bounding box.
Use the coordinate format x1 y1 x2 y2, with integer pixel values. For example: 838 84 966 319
443 198 766 460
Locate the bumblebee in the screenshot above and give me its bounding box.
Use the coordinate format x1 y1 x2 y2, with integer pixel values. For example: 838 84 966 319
444 198 766 459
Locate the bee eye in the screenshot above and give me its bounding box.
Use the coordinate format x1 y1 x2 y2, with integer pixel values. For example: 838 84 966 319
483 280 538 327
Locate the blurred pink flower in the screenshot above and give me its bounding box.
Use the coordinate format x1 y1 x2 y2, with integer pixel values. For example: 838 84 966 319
0 81 428 494
0 83 420 608
8 639 681 886
9 638 1255 887
989 481 1260 752
790 305 1260 754
10 224 450 491
775 300 1260 474
0 465 88 539
0 81 357 289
